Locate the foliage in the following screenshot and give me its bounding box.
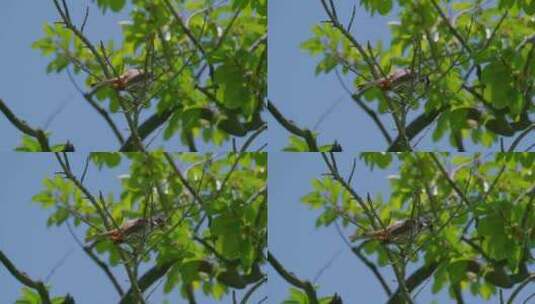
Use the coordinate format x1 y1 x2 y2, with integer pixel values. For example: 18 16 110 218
297 152 534 303
283 135 340 152
282 287 338 304
296 0 535 151
28 152 267 302
27 0 267 150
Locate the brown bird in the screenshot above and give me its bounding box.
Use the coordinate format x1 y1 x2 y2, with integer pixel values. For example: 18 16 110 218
350 217 431 244
358 68 427 92
85 215 165 248
90 68 150 91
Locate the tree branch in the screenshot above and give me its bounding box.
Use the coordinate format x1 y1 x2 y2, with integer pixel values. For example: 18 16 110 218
351 243 392 296
387 108 444 152
452 282 465 304
351 94 393 144
0 98 51 151
119 259 177 304
333 67 393 145
387 261 440 304
163 0 214 81
429 0 472 55
65 221 124 296
163 152 206 207
508 124 535 152
52 0 110 78
267 100 319 151
0 250 52 304
240 277 267 304
52 0 147 151
120 107 176 151
65 68 125 145
319 0 410 148
507 273 535 304
54 153 144 303
429 152 471 206
120 259 264 304
268 251 319 304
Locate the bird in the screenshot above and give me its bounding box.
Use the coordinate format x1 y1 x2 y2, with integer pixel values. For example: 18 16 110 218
90 68 150 91
358 68 427 92
85 214 165 248
350 217 431 244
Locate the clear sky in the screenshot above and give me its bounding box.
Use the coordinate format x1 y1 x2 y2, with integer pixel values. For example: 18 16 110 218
0 153 265 303
0 0 266 152
267 153 528 303
267 1 513 152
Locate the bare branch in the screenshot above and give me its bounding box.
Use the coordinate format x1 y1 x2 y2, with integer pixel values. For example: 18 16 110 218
386 261 440 304
239 277 267 304
267 100 319 151
0 98 51 151
0 250 52 304
268 251 320 304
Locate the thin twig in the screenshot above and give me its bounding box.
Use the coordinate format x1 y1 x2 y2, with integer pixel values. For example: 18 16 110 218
240 277 267 304
334 221 392 296
66 220 124 296
163 153 206 207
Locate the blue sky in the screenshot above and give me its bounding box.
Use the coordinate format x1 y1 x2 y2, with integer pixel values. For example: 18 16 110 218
0 153 265 303
0 0 266 152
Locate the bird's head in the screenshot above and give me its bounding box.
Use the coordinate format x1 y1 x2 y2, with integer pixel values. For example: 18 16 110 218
150 214 167 227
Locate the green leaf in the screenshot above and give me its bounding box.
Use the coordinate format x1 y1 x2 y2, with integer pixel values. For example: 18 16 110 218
479 282 495 300
481 61 518 109
484 117 515 136
283 135 309 152
360 152 392 169
96 0 126 12
109 0 126 12
215 61 251 110
377 0 393 15
15 135 42 152
90 152 122 168
315 207 338 227
15 287 41 304
179 260 202 284
217 117 247 136
447 259 469 283
523 0 535 14
283 288 309 304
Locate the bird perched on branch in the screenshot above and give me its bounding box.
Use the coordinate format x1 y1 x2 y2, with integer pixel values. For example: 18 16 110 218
358 68 428 92
350 217 431 244
85 214 165 248
90 68 150 91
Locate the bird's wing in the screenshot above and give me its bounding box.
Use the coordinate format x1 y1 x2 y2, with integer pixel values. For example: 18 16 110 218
122 69 144 82
121 218 147 235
